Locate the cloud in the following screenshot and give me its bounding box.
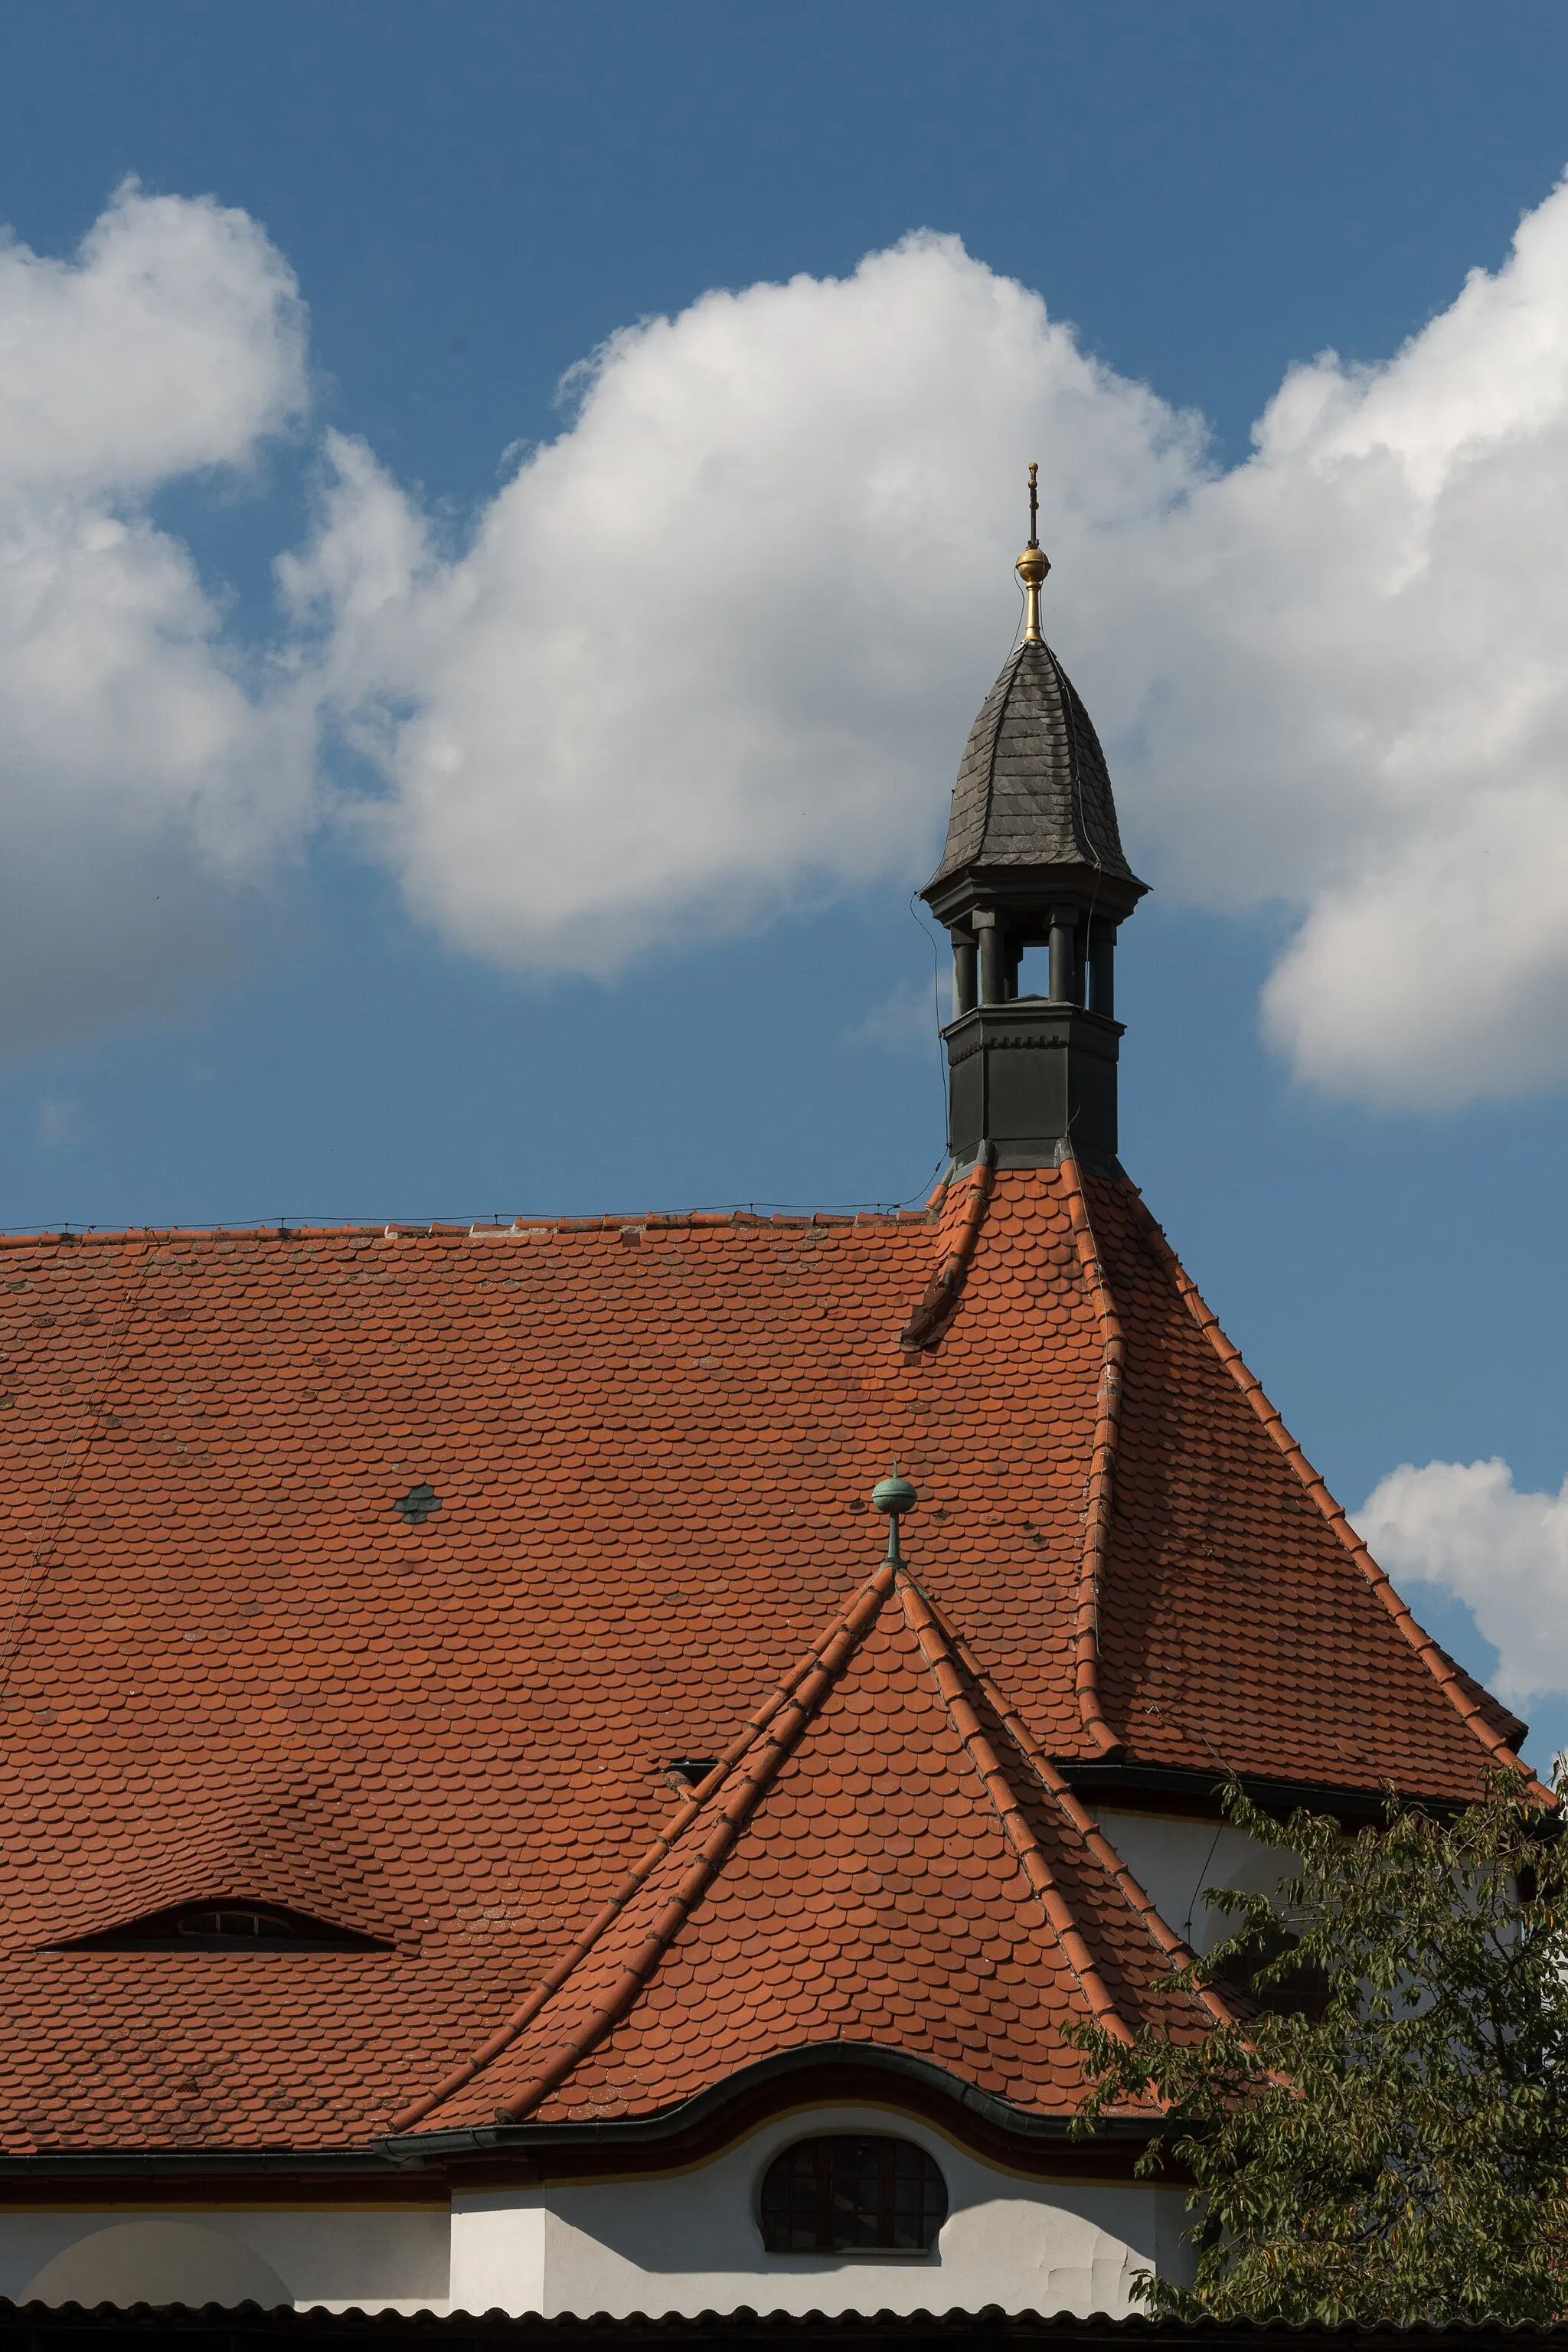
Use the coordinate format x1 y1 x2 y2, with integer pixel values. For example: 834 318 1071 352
842 974 952 1053
1088 175 1568 1107
286 237 1198 975
291 185 1568 1107
1356 1458 1568 1706
36 1095 82 1148
0 181 312 1050
15 177 1568 1108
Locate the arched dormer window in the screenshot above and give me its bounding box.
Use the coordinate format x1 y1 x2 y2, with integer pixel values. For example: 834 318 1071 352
760 2135 946 2253
56 1901 390 1952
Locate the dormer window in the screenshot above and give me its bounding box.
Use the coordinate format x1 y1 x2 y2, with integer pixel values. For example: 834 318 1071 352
760 2135 946 2253
57 1901 391 1952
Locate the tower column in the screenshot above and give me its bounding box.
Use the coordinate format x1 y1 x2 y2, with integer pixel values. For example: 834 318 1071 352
952 933 978 1017
1048 909 1078 1005
1088 925 1118 1019
976 914 1007 1007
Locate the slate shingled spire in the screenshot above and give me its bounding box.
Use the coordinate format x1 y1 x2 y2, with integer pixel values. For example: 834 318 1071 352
928 640 1138 893
922 473 1148 1173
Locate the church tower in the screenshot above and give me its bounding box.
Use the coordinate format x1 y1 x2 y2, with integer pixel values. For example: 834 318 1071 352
0 470 1534 2328
923 467 1146 1172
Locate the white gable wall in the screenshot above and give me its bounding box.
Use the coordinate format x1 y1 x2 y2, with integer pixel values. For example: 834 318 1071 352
449 2105 1194 2318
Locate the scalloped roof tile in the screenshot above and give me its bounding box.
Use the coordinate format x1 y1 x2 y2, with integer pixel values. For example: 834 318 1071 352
0 1168 1526 2153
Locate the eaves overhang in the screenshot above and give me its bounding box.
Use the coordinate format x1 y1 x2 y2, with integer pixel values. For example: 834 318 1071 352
0 2148 427 2185
377 2045 1158 2175
1060 1760 1478 1824
920 865 1148 934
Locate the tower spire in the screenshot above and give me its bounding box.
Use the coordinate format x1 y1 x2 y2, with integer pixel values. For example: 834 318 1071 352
1016 461 1050 645
920 485 1148 1174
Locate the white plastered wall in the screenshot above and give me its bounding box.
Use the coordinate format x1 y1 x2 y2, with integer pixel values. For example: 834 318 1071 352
452 2103 1194 2318
1095 1808 1297 1955
2 2077 1220 2317
0 2205 450 2314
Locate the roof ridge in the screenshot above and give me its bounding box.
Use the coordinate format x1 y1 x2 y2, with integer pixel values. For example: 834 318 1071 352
390 1558 898 2135
975 642 1026 858
1121 1184 1550 1802
1056 1157 1126 1761
925 1594 1239 2030
898 1144 995 1351
894 1573 1134 2043
1050 640 1111 874
0 1207 943 1251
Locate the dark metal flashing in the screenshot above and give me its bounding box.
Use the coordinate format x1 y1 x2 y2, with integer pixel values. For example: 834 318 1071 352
4 2301 1568 2347
1063 1762 1465 1825
0 2148 429 2189
381 2047 1152 2180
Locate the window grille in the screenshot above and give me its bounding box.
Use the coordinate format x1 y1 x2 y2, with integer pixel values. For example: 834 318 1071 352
59 1901 389 1952
759 2135 946 2253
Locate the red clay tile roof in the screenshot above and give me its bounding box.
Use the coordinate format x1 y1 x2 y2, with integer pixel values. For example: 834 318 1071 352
0 1165 1526 2154
403 1563 1216 2135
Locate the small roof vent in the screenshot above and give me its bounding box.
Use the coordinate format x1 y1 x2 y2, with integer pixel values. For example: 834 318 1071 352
394 1484 442 1526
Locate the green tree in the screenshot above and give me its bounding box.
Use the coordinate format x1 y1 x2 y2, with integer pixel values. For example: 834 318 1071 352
1071 1773 1568 2321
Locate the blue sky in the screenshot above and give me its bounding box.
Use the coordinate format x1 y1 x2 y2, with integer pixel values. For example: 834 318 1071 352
5 1 1568 1760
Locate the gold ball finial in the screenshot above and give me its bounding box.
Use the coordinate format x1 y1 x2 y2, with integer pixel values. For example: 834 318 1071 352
1015 462 1050 643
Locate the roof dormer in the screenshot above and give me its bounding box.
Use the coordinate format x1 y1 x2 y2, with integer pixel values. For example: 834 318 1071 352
54 1899 391 1952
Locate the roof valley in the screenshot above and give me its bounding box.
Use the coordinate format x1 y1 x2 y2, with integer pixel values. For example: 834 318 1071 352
922 1586 1239 2032
1057 1158 1127 1762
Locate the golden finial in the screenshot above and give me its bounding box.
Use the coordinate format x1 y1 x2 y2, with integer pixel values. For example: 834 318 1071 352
1016 460 1050 645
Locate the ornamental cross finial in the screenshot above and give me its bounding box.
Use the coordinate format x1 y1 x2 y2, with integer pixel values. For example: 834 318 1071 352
1016 462 1050 645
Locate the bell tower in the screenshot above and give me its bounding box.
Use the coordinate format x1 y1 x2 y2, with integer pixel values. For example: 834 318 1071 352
921 469 1147 1172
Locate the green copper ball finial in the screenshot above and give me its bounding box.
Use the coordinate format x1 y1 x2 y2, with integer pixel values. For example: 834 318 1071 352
871 1469 918 1563
872 1473 917 1517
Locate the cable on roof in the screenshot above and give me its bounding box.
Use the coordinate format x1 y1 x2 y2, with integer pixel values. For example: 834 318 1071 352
907 889 950 1140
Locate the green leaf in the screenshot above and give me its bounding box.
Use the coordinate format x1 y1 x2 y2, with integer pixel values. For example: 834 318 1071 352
1070 1771 1568 2321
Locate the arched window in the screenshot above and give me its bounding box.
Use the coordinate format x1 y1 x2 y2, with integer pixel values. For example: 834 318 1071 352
760 2135 946 2253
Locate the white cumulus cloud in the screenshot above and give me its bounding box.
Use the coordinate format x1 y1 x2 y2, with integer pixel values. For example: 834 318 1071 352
1357 1458 1568 1707
0 181 312 1050
1091 175 1568 1107
286 178 1568 1107
286 237 1196 975
15 176 1568 1107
